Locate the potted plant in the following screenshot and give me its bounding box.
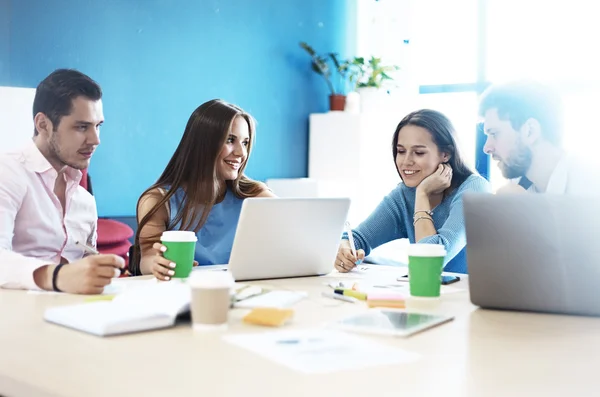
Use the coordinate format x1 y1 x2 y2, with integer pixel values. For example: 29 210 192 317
348 56 400 112
299 42 348 111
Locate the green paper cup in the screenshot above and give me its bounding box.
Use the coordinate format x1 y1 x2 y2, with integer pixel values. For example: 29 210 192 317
408 244 446 298
161 231 197 278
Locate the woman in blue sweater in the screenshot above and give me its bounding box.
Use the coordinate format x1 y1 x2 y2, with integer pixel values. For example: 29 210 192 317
335 109 491 274
131 99 274 280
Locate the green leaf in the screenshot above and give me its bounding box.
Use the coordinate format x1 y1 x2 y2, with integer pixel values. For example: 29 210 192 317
328 53 341 70
310 62 323 75
299 42 316 56
311 60 330 76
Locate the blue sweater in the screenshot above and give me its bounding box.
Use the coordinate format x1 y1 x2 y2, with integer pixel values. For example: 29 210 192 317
348 174 491 273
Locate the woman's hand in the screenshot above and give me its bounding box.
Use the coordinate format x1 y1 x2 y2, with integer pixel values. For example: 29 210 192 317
149 242 176 281
417 164 452 196
334 240 365 273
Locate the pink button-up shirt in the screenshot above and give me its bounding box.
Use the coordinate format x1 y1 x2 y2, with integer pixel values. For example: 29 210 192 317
0 141 97 290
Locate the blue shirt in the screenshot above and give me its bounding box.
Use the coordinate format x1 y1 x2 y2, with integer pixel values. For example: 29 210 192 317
168 188 244 266
349 174 491 273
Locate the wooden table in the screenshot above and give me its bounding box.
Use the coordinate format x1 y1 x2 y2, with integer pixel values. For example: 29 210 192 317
1 269 600 397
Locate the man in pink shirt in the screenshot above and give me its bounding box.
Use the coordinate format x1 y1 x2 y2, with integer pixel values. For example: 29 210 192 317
0 69 124 294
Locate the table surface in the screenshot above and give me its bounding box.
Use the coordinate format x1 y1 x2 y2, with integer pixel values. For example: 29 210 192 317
1 267 600 397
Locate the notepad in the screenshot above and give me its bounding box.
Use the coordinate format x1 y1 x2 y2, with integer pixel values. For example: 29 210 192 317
243 308 294 327
44 281 191 336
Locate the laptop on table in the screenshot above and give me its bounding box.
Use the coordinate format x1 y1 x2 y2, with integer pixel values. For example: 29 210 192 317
227 198 350 281
463 193 600 317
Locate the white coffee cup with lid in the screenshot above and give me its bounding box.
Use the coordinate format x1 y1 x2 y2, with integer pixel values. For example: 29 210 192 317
188 270 234 331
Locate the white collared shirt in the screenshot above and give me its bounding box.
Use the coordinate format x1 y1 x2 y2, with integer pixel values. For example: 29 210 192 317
528 155 600 195
0 141 97 290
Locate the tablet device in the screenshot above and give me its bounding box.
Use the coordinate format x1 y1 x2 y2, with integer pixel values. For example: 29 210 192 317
335 309 454 337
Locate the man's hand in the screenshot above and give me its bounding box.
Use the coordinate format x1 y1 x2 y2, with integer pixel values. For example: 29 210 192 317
56 254 125 294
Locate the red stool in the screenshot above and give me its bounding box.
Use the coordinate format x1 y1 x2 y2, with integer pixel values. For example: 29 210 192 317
79 169 134 274
97 218 133 268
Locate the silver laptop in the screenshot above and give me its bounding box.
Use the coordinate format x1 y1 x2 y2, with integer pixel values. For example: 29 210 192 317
228 198 350 281
464 193 600 316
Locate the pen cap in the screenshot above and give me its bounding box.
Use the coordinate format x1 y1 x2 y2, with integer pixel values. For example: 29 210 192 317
335 289 367 300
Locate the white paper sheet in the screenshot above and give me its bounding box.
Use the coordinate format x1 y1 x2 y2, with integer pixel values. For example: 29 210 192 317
224 328 419 374
325 280 464 295
233 290 307 309
27 277 159 295
321 264 406 279
191 264 228 272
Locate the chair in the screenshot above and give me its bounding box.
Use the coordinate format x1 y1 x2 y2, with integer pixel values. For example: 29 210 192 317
80 169 133 271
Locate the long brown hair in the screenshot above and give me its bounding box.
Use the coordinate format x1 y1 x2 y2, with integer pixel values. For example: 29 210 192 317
131 99 264 271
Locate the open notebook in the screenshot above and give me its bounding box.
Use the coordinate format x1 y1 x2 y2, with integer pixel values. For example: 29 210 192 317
44 281 192 336
44 281 307 336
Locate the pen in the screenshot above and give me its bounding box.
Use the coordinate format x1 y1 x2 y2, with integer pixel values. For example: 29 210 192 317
344 221 357 259
334 288 367 301
76 241 131 276
321 291 358 303
75 241 99 255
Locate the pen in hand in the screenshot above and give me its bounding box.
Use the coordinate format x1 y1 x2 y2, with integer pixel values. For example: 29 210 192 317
344 221 361 267
76 241 129 277
344 221 357 257
75 241 99 255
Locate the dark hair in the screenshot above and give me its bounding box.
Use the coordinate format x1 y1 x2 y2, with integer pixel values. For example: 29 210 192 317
132 99 264 269
32 68 102 136
478 80 563 145
392 109 473 191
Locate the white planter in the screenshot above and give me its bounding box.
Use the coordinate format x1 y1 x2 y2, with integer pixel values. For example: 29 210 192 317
344 91 360 114
357 87 389 113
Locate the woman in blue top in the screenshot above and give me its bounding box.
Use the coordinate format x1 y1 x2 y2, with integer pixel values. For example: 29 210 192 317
335 109 491 274
131 99 274 280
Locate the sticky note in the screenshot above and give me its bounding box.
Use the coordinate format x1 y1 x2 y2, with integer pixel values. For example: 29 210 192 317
367 293 406 309
243 308 294 327
84 295 116 303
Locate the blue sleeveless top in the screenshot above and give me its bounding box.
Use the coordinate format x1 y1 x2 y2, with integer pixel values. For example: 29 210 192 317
167 188 244 266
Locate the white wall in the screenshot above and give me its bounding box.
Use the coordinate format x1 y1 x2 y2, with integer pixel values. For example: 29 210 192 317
0 86 36 153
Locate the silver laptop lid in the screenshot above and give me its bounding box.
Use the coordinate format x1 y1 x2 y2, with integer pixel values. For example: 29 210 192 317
464 193 600 316
228 198 350 281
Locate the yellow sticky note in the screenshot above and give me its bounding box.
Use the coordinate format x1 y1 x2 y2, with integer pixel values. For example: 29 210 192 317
243 308 294 327
84 295 116 303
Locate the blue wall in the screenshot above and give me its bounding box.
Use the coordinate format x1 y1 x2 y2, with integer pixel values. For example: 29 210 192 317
0 0 9 85
7 0 356 216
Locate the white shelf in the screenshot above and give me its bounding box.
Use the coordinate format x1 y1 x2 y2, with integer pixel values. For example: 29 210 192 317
307 111 407 225
309 112 399 180
0 86 36 153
